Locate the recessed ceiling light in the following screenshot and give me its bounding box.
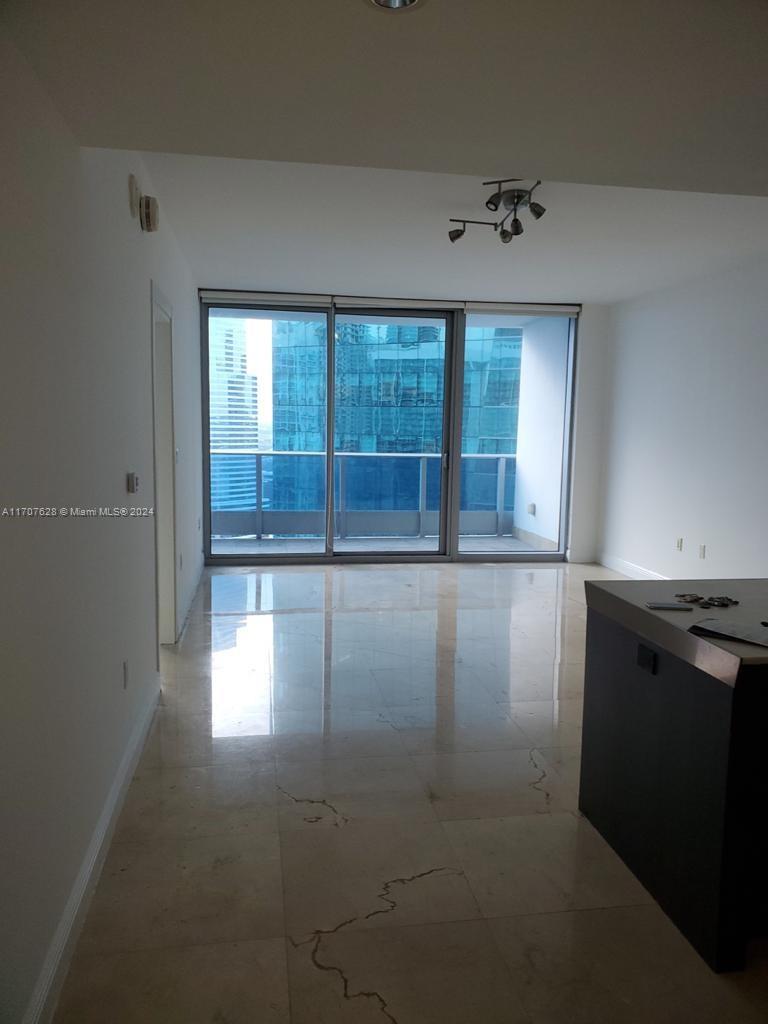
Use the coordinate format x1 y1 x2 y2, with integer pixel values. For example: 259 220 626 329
370 0 421 9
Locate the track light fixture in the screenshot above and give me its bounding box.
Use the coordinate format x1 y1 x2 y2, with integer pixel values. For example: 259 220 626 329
448 178 546 246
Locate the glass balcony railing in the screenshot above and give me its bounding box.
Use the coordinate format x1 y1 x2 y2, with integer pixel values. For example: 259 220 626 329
210 450 516 540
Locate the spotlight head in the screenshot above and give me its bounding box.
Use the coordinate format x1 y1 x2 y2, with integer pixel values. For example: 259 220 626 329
449 226 466 243
511 217 524 236
529 200 546 220
499 228 514 244
485 191 502 212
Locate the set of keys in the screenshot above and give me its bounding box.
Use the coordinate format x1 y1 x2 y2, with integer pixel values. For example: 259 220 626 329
674 593 740 609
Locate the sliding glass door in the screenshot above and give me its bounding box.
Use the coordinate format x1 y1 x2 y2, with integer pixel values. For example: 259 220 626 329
333 312 449 553
204 300 574 561
207 307 328 556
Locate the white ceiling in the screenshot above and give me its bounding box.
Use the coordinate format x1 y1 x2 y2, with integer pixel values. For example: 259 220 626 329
6 0 768 196
143 153 768 304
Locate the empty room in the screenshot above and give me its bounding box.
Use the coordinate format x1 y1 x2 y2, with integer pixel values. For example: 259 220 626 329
2 2 768 1022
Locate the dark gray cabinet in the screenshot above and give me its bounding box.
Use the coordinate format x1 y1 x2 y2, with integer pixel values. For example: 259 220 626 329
580 579 768 971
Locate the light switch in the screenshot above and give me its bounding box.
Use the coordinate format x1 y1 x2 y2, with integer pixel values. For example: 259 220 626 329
126 472 139 494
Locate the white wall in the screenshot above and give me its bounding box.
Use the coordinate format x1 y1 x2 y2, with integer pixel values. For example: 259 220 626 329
567 304 612 563
143 153 768 306
0 30 202 1022
600 257 768 580
513 318 571 548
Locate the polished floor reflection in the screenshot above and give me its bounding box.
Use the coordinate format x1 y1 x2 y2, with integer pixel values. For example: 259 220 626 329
54 563 768 1023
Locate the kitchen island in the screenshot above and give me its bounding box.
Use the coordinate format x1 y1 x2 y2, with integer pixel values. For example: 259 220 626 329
580 578 768 971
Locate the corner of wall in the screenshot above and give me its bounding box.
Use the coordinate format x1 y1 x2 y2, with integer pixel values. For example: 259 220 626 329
566 303 614 564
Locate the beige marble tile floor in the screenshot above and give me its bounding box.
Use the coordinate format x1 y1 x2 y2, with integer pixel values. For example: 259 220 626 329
52 563 768 1023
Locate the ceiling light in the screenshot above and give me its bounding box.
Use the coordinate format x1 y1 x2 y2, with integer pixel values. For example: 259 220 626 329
501 189 528 211
370 0 420 8
447 177 546 248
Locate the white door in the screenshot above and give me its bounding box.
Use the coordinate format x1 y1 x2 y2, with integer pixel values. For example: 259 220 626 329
152 289 177 649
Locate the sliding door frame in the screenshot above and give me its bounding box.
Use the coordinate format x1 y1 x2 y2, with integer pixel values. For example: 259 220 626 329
201 297 333 563
200 291 578 566
331 304 455 558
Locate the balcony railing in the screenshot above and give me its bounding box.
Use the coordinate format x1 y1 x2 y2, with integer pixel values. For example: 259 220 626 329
210 450 516 539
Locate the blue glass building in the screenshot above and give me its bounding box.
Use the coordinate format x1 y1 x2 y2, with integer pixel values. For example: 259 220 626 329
209 314 521 524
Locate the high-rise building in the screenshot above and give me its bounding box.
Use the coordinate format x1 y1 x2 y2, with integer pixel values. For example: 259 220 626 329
208 317 260 512
209 315 522 517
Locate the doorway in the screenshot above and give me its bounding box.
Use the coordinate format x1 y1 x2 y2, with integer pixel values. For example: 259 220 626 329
152 285 177 649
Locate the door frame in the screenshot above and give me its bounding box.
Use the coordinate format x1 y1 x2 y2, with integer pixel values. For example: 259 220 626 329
200 291 578 566
151 282 178 658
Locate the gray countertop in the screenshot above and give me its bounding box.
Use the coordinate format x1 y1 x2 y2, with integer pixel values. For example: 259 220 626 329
585 578 768 686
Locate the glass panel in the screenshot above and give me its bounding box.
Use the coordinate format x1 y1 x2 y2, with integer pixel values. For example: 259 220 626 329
458 314 571 554
333 313 448 553
208 308 327 556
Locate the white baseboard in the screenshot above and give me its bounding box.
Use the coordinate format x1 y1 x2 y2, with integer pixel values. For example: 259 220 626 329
23 681 159 1024
599 552 669 581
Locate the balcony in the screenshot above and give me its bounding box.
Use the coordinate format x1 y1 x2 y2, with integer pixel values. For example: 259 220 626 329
210 451 536 555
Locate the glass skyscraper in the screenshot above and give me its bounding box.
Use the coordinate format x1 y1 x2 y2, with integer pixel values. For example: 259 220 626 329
209 315 522 519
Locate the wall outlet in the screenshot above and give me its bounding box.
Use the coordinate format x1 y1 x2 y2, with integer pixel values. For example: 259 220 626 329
699 544 707 559
122 660 129 690
126 472 139 494
527 502 536 516
676 537 684 551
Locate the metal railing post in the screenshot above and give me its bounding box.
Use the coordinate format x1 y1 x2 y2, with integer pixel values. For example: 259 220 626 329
496 456 506 537
338 456 347 539
418 456 427 538
255 452 263 540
